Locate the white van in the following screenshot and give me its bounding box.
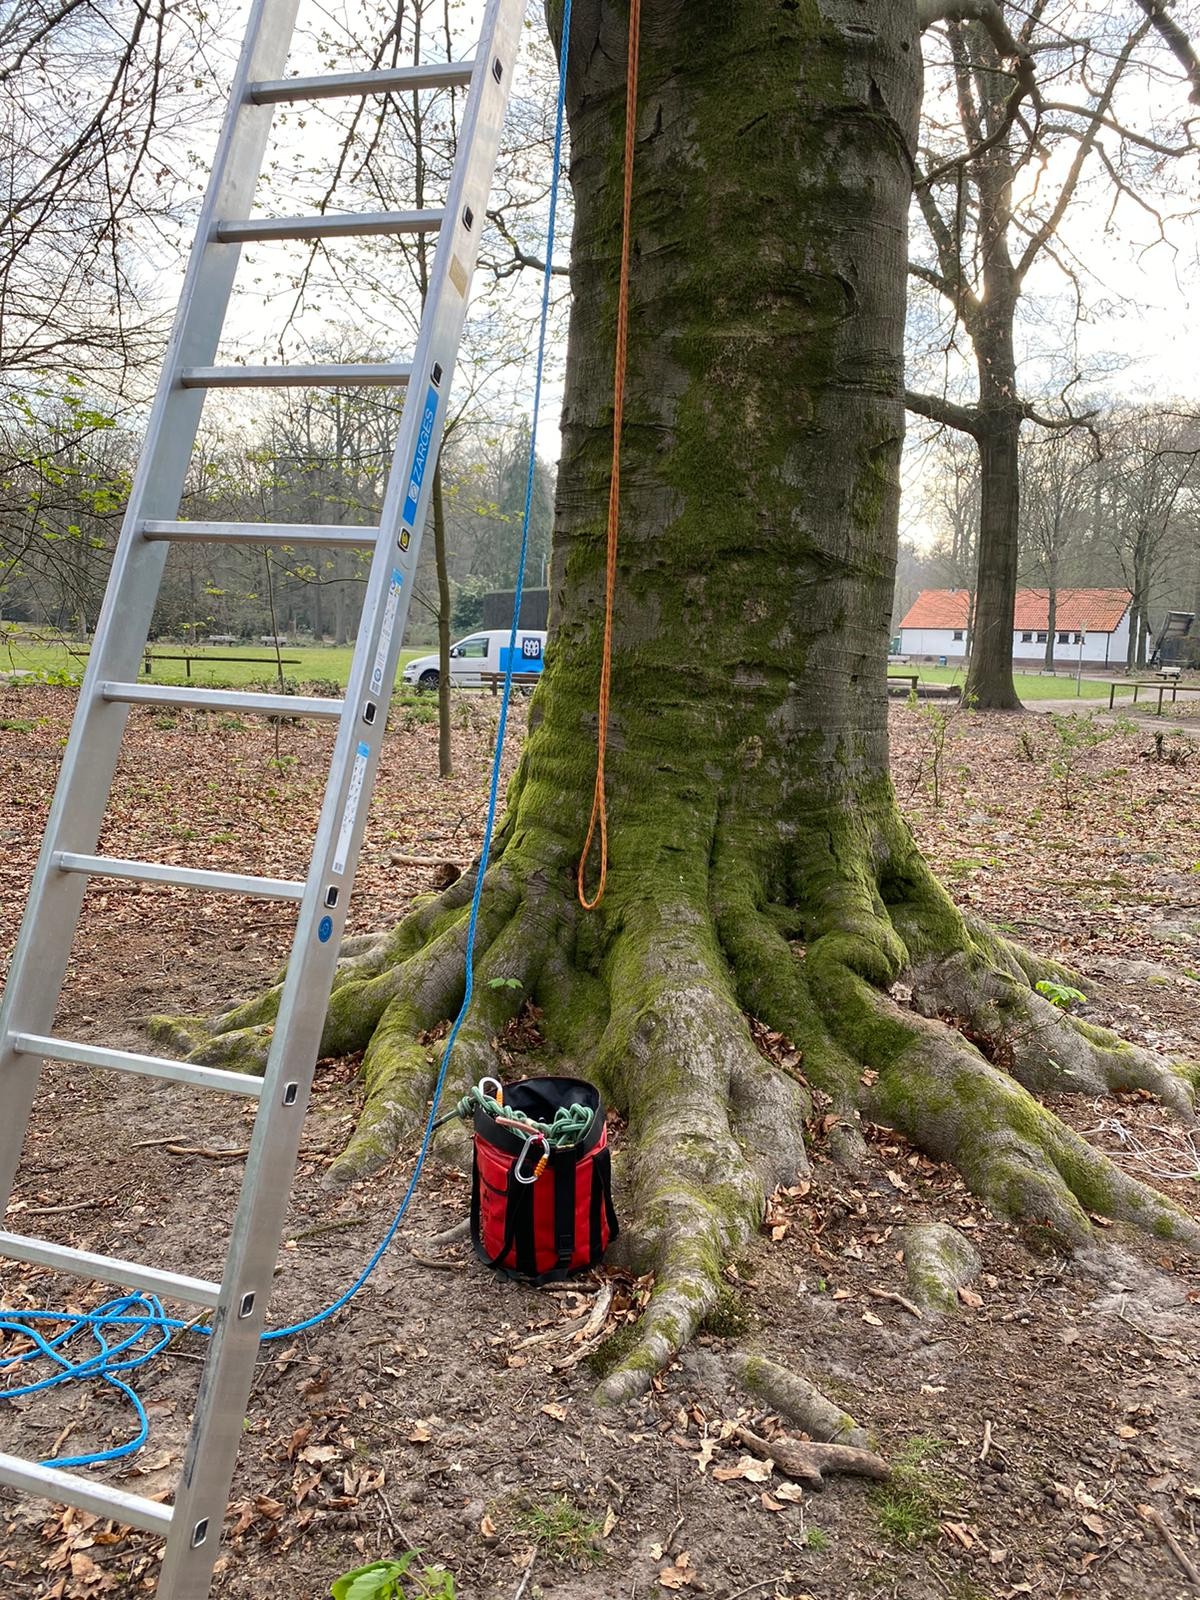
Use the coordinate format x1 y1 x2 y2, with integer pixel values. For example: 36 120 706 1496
402 628 546 691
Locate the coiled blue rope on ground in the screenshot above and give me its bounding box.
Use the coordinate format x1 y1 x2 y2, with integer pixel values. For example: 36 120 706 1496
0 0 574 1471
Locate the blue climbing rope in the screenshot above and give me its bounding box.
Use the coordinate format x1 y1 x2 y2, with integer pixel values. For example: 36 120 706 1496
0 1 574 1471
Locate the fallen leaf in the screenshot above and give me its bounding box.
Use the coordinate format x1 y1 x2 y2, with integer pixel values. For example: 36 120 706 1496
602 1506 618 1538
541 1402 568 1422
761 1492 786 1512
862 1311 884 1327
298 1443 339 1465
773 1482 805 1504
713 1454 773 1484
480 1514 497 1538
695 1437 719 1474
957 1286 984 1309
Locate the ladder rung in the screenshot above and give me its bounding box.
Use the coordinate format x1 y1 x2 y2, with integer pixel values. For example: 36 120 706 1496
53 852 306 901
250 61 474 103
11 1032 265 1098
0 1452 174 1535
0 1231 220 1308
140 520 379 548
100 681 344 721
217 208 443 243
181 363 412 390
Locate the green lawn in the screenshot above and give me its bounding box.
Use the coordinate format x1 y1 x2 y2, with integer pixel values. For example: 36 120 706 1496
891 664 1114 702
0 634 1130 703
0 637 425 690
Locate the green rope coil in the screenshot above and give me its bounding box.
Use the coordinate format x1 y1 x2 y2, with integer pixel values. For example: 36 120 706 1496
446 1087 595 1149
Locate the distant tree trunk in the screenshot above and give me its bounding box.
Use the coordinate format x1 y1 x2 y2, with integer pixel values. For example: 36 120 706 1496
311 561 324 642
1044 581 1057 672
333 551 350 647
963 290 1022 710
433 465 452 779
1127 594 1140 671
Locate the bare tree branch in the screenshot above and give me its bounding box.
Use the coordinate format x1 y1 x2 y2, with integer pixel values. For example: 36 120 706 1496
1134 0 1200 103
906 390 982 436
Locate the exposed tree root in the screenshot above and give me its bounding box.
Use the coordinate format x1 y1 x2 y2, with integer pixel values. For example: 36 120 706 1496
725 1348 868 1448
907 949 1200 1115
164 815 1200 1411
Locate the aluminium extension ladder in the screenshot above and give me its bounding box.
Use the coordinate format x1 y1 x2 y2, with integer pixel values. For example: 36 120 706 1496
0 0 525 1592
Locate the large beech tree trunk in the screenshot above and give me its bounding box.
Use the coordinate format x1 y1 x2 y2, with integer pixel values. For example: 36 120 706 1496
167 0 1198 1402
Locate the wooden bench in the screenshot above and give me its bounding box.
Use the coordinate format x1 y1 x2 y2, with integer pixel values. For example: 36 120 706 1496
1106 678 1200 714
887 674 961 701
66 648 301 679
480 671 542 696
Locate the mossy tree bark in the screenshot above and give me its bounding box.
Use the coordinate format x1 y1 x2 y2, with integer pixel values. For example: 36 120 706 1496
167 0 1199 1401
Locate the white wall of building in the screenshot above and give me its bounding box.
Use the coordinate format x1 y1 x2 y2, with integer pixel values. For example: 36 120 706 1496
1013 613 1130 665
898 626 967 658
900 607 1135 668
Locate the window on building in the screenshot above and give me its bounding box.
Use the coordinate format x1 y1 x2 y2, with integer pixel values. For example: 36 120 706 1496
952 630 964 641
1073 632 1082 644
1021 631 1033 642
1036 632 1048 643
1058 631 1070 644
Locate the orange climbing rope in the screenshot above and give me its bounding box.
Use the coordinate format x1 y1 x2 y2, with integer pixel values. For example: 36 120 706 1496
577 0 641 911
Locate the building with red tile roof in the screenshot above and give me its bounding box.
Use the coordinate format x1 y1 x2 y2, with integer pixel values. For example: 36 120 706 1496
897 588 1137 665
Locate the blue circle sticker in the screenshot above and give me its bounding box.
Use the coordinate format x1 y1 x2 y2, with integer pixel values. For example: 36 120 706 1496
318 915 334 943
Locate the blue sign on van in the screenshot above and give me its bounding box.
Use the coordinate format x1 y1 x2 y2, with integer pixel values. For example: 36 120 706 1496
500 637 543 675
402 384 439 526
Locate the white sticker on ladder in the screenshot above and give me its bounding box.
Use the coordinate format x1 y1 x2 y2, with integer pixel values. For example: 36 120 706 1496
370 568 405 694
333 741 371 877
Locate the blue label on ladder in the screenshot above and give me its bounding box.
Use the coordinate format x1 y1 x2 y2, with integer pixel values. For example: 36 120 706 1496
402 384 439 527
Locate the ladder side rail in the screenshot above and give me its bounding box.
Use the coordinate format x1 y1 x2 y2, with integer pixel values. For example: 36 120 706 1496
159 3 528 1589
0 0 302 1214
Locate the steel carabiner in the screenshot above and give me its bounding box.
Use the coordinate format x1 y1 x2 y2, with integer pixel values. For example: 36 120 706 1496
513 1131 549 1185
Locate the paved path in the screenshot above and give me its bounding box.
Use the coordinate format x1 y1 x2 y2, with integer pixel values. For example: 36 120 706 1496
1032 693 1200 733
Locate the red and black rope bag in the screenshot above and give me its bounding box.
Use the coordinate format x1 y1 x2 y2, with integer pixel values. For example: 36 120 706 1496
470 1077 618 1282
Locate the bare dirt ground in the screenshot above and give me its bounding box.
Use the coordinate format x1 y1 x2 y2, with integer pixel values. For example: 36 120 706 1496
1 685 1199 1600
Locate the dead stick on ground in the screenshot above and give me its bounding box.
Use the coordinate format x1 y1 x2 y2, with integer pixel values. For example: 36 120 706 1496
551 1282 616 1369
734 1425 890 1488
289 1217 366 1243
1139 1505 1200 1590
409 1252 467 1271
512 1549 536 1600
980 1419 993 1462
422 1218 471 1249
726 1579 791 1600
866 1285 923 1319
